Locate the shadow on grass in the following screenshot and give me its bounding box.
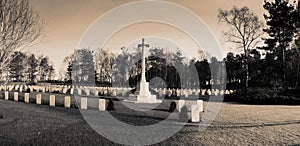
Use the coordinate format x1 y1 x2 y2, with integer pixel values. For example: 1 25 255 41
210 120 300 129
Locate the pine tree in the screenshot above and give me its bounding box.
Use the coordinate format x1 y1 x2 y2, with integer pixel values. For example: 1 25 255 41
261 0 299 87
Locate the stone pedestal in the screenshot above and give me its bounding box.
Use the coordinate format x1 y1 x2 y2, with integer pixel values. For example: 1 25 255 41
134 81 160 103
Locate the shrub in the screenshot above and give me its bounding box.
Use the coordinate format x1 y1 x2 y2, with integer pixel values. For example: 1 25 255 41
169 102 177 112
226 87 300 105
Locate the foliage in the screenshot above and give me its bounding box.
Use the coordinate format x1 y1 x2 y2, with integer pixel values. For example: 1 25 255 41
37 56 55 81
260 0 299 87
218 6 264 87
0 0 44 80
72 49 95 85
7 52 54 83
9 51 27 82
226 87 300 105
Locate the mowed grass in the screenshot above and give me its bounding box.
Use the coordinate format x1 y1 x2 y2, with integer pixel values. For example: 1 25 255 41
0 92 300 145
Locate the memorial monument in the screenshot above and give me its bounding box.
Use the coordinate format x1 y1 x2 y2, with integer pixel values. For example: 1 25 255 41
128 38 162 103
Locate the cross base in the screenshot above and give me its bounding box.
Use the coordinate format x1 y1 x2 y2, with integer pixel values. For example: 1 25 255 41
125 81 162 104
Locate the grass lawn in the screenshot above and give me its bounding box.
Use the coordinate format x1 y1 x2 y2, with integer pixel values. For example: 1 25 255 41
0 92 300 145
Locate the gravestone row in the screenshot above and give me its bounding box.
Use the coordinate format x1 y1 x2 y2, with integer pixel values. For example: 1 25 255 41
0 84 235 99
2 91 108 111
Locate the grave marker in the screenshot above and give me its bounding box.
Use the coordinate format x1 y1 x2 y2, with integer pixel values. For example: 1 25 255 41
81 98 87 110
220 90 224 95
95 90 99 96
85 89 90 96
77 89 82 95
191 104 200 122
64 96 71 108
24 93 29 103
36 94 42 104
197 100 204 112
70 88 74 94
99 99 106 111
4 91 9 100
49 95 55 107
177 100 185 112
14 92 18 101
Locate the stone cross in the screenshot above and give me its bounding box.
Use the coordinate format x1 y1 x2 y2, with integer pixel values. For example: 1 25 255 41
138 38 149 83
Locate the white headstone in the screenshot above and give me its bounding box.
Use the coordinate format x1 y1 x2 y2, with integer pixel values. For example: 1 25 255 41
176 89 181 97
201 89 206 96
24 86 28 92
188 89 193 95
197 100 204 112
99 99 106 111
191 104 200 122
162 88 166 95
24 93 29 103
36 94 42 104
207 90 211 95
225 90 230 95
77 89 82 95
184 90 189 98
4 91 9 100
81 98 87 110
195 89 200 95
95 90 99 96
14 92 18 101
121 89 126 96
214 89 219 95
70 88 74 94
85 89 90 96
64 96 71 108
167 89 172 97
112 90 117 97
172 89 176 96
220 90 224 95
177 100 185 112
63 88 68 94
49 95 55 107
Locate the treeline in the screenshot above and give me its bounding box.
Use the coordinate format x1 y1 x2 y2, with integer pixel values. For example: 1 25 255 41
225 48 300 89
7 51 55 83
62 0 300 93
62 47 227 89
221 0 300 90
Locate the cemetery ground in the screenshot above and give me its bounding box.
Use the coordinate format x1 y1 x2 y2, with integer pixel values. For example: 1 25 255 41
0 91 300 145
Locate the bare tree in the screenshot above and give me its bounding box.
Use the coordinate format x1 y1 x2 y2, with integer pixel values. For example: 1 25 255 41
0 0 44 81
218 6 264 88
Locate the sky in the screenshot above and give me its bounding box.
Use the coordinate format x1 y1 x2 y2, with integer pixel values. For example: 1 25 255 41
29 0 269 76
